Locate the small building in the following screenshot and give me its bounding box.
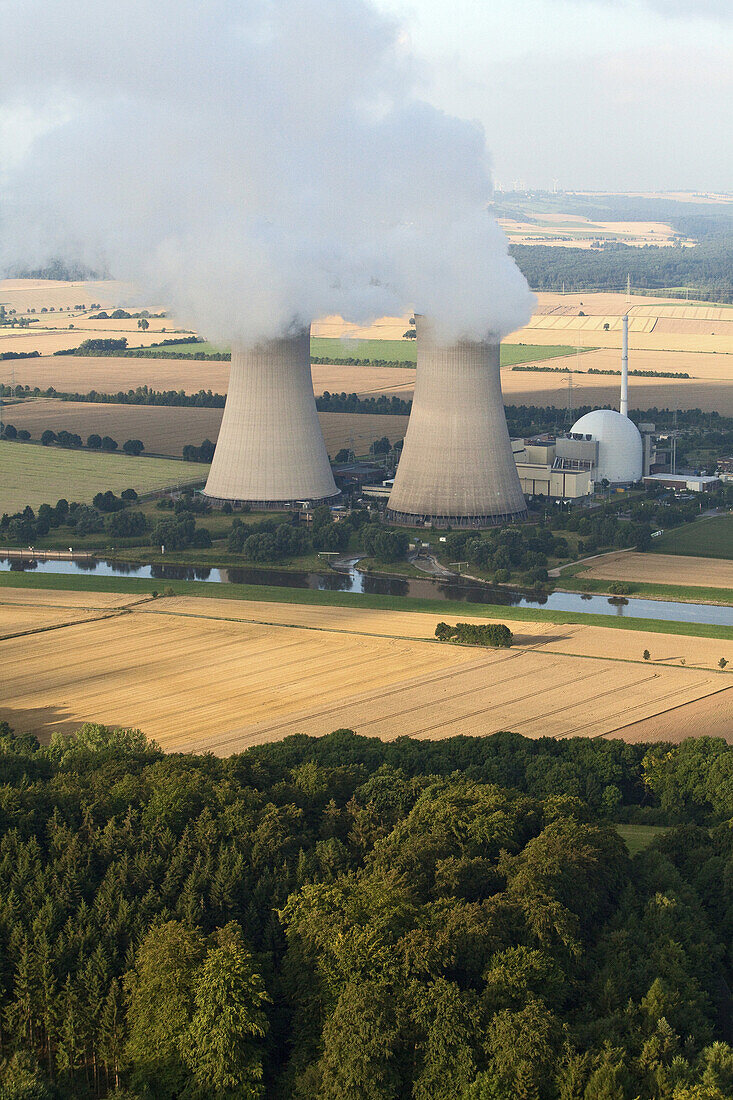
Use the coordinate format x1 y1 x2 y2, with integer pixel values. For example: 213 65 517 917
643 473 721 492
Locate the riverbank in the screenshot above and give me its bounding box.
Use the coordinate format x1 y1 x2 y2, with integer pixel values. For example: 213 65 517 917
2 569 732 641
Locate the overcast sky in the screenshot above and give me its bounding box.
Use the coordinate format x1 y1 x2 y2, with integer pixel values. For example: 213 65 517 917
0 0 729 196
376 0 732 192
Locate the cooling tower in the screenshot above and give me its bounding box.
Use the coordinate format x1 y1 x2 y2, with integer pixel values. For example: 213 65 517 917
386 317 527 528
204 329 338 506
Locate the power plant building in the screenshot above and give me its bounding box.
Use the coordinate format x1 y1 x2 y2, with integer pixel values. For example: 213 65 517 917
204 330 338 507
386 318 527 528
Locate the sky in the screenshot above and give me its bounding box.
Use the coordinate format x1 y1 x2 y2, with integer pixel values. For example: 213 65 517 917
375 0 733 192
0 0 729 196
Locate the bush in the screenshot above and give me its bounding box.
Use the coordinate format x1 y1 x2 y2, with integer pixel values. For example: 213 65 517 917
16 430 30 441
121 488 138 502
435 622 513 648
608 581 631 595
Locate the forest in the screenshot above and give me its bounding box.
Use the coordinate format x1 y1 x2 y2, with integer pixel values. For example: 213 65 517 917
0 722 732 1099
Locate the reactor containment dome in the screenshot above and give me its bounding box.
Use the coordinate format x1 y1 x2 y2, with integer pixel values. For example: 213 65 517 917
570 409 643 485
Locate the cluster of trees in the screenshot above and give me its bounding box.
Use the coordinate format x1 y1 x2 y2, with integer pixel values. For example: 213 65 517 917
316 392 412 416
361 523 410 563
0 492 144 545
227 506 368 562
87 310 162 322
149 512 212 551
182 439 216 463
0 724 732 1098
1 425 145 455
440 525 569 586
55 338 129 356
1 424 32 441
435 621 513 647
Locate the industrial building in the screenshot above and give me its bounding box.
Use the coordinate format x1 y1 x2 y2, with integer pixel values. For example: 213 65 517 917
513 434 597 498
386 317 527 528
643 473 721 492
204 330 338 507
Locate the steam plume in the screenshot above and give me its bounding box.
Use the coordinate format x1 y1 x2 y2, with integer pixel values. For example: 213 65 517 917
0 0 534 343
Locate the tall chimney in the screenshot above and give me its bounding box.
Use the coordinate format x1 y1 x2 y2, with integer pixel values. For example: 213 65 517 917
204 328 338 506
386 316 527 528
620 313 629 418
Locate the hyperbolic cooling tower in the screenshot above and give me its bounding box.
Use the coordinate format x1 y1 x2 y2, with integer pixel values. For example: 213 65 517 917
386 317 527 528
204 329 338 506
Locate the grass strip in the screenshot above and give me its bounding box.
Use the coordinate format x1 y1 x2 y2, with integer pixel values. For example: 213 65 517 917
559 575 733 607
2 571 733 640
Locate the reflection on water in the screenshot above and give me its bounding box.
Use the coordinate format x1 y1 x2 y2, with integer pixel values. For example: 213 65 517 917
1 555 732 627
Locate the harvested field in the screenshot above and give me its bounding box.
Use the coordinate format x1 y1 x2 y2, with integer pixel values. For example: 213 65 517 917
1 590 730 749
499 217 688 249
1 400 409 460
578 551 733 588
0 328 185 357
0 278 137 313
0 356 417 400
0 440 207 514
500 347 733 415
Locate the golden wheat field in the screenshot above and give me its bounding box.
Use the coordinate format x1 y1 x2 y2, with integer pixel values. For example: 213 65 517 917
0 356 416 399
577 551 733 590
1 589 731 749
1 400 409 460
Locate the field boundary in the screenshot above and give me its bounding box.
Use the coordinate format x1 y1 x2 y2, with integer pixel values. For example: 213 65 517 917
2 570 732 640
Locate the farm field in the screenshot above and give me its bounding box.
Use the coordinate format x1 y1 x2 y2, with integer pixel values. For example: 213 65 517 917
0 357 418 399
4 283 733 413
574 550 733 588
0 401 410 460
498 215 689 249
10 342 733 415
651 515 733 559
0 440 207 514
1 589 731 749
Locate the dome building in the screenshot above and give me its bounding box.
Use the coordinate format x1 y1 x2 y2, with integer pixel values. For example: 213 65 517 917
569 408 642 484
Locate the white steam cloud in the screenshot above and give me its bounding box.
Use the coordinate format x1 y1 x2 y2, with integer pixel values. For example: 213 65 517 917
0 0 534 343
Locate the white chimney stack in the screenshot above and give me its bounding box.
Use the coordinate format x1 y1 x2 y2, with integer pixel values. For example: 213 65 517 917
620 313 629 418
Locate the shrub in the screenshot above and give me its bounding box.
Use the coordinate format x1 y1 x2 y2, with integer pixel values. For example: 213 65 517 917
608 581 631 595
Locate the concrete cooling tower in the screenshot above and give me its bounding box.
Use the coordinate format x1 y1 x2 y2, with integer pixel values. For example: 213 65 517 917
386 317 527 528
204 329 338 506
